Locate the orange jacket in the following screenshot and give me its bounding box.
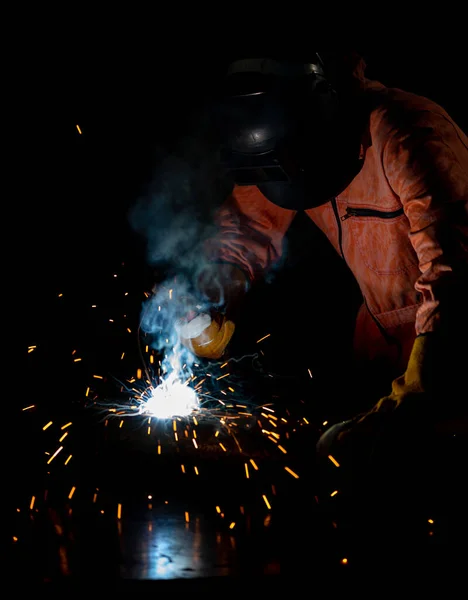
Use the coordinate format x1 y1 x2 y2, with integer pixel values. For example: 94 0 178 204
204 79 468 375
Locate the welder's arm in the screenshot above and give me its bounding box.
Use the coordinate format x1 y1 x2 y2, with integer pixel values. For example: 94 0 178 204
384 117 468 338
204 185 297 287
179 185 296 359
375 116 468 408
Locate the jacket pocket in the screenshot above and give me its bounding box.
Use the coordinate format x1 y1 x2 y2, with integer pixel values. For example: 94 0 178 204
343 206 419 275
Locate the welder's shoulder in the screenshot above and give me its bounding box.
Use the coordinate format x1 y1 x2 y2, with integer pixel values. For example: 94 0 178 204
367 86 465 145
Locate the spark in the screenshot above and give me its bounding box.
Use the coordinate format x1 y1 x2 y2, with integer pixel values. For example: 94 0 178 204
22 405 35 411
250 459 259 471
61 422 72 430
47 447 63 464
262 495 272 509
64 455 72 465
185 511 189 523
330 490 339 497
245 463 250 479
43 421 53 431
328 455 340 467
284 467 299 479
229 522 236 529
30 496 35 510
68 486 76 499
117 504 122 519
76 124 82 134
256 334 271 343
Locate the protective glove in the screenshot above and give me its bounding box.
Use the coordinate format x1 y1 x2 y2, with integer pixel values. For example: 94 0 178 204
176 310 235 360
365 333 432 416
317 334 435 458
177 263 249 360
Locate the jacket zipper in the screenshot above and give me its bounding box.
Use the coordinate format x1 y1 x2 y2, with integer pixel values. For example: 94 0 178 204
331 198 403 360
341 206 404 221
331 198 344 258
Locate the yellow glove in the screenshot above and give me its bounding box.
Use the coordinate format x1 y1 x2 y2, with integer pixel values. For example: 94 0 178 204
327 334 434 451
177 312 235 360
174 263 248 360
365 334 432 417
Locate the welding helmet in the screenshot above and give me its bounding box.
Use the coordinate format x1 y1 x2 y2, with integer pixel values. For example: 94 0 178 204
214 53 365 209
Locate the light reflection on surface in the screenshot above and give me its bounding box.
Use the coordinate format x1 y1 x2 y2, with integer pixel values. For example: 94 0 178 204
118 515 242 580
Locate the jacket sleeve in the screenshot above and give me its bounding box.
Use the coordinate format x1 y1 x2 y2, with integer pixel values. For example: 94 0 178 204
383 112 468 336
204 185 297 282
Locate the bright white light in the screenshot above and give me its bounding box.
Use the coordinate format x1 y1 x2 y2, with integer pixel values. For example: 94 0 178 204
141 374 199 419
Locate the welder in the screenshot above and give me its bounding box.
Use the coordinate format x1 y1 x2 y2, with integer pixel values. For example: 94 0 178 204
169 52 468 466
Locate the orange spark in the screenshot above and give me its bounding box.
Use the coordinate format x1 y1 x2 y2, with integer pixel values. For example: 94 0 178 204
284 466 300 479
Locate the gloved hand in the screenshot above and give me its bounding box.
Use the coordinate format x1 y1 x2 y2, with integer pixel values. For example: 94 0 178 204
176 310 235 359
364 333 432 417
317 334 435 459
177 263 249 359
